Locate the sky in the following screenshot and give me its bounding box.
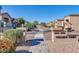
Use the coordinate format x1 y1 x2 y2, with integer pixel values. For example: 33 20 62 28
1 5 79 23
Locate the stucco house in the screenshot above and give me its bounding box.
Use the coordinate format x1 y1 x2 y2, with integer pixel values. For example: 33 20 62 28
54 14 79 32
53 14 79 40
0 13 13 32
64 14 79 31
46 21 54 28
54 19 64 30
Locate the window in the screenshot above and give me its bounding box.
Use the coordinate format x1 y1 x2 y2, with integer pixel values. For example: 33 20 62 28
66 19 69 22
57 21 64 27
3 18 9 23
68 35 76 38
0 21 4 27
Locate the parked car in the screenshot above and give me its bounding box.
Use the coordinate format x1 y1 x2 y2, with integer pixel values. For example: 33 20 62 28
27 28 34 31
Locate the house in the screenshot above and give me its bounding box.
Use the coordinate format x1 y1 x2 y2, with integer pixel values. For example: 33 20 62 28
52 19 65 34
54 14 79 32
53 14 79 40
64 14 79 31
54 19 64 30
46 21 54 28
0 13 13 32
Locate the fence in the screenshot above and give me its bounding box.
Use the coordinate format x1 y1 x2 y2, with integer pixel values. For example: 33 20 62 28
0 26 13 33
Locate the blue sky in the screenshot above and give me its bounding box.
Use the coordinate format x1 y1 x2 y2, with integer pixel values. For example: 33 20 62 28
1 5 79 23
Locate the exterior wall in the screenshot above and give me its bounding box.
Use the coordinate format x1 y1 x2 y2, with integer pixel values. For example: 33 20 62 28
0 14 2 20
47 22 54 27
64 16 79 31
54 20 64 30
64 16 71 22
2 14 12 24
57 21 64 27
55 21 57 28
70 16 79 31
0 13 13 28
64 16 71 29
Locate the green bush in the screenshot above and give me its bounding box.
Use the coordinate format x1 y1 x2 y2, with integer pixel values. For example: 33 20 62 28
3 29 23 45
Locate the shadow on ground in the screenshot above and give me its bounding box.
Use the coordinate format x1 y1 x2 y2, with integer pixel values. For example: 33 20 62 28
25 38 44 46
15 50 32 53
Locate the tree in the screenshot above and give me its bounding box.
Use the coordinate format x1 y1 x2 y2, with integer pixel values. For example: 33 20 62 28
24 22 33 29
15 18 25 27
40 22 46 25
33 21 39 25
32 21 39 28
40 22 47 27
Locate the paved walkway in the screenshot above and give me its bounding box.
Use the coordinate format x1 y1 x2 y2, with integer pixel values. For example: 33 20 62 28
16 31 50 53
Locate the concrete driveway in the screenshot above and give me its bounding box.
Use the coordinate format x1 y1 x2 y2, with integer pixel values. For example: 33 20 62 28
16 31 50 53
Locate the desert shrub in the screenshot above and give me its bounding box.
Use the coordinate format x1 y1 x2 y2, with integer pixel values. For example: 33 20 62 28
0 36 15 53
3 29 23 45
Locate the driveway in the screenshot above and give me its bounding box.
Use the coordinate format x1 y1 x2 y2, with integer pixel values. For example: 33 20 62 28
16 31 50 53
